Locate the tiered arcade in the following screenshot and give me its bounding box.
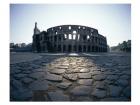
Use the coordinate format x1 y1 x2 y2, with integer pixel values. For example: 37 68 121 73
32 23 107 52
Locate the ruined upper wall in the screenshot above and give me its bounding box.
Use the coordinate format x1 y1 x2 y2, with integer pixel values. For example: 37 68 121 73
46 25 104 37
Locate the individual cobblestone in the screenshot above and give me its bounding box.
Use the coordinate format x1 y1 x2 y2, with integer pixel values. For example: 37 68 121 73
93 74 106 81
109 85 122 97
49 69 65 74
78 73 92 79
47 90 70 101
56 82 72 89
91 89 106 98
123 86 131 98
94 81 106 90
29 72 45 80
79 68 90 73
63 73 78 81
70 86 92 96
116 79 129 87
77 79 93 86
106 75 119 81
29 80 49 91
21 77 34 84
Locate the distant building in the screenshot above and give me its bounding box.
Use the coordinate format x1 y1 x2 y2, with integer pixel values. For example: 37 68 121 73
10 43 14 48
32 22 108 53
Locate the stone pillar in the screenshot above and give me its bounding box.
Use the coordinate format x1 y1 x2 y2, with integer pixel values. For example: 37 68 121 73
56 36 59 52
76 34 78 41
46 43 48 52
72 34 73 40
94 37 96 45
61 44 63 52
61 34 63 52
71 44 73 52
53 34 55 48
94 46 95 52
96 37 98 46
97 46 99 52
67 34 68 40
61 34 63 42
99 46 100 52
66 44 68 52
86 45 88 52
52 34 54 42
101 47 103 52
90 45 92 52
76 44 78 52
81 45 83 52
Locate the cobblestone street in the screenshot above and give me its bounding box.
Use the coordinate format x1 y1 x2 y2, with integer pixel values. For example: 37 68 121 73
10 53 131 101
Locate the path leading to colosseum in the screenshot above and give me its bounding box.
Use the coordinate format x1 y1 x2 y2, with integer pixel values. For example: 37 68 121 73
10 52 131 101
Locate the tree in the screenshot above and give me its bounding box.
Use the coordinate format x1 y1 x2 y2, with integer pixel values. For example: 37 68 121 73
110 40 131 52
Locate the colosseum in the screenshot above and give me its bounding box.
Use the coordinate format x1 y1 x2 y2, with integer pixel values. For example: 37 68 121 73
32 22 107 52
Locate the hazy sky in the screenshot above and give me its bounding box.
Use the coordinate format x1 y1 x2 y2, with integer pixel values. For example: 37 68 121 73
10 4 131 46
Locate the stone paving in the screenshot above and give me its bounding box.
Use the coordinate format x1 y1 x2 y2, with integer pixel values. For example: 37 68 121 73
10 53 131 101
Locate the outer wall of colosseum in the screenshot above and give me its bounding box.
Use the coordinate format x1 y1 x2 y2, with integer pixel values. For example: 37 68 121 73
33 24 107 53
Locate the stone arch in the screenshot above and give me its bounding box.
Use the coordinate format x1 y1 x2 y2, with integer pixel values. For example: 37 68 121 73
58 45 61 52
83 45 86 52
54 35 57 42
68 45 72 52
95 46 98 52
92 46 94 52
78 45 82 52
63 45 66 52
88 45 90 52
73 45 77 52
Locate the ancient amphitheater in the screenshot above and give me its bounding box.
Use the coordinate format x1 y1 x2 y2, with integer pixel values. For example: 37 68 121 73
32 22 107 52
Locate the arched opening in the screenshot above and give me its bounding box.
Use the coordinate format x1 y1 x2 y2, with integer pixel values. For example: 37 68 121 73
87 35 90 39
63 45 66 52
68 34 72 40
73 30 77 34
92 46 94 52
83 45 86 52
83 35 86 42
77 34 80 41
95 46 98 52
99 47 100 52
68 45 72 52
54 44 57 52
58 45 61 52
100 47 103 52
54 36 57 42
59 35 61 41
73 35 76 40
55 31 58 34
88 45 90 52
69 26 71 30
78 45 82 52
74 45 77 52
64 34 67 40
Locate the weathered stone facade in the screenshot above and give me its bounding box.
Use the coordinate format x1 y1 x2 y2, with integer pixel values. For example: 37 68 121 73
32 22 107 52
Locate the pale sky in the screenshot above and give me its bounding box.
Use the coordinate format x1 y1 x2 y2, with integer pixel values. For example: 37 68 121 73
10 4 131 46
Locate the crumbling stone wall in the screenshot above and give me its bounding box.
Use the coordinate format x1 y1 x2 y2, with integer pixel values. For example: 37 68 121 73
33 25 107 52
